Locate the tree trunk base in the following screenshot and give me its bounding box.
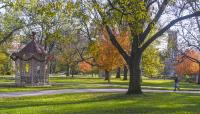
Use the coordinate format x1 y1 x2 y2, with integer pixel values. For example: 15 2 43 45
104 70 110 83
123 65 128 81
116 67 121 78
126 89 143 95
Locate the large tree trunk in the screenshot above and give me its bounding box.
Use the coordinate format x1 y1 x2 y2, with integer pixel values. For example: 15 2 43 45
127 53 142 94
123 65 128 80
116 67 121 78
104 70 110 83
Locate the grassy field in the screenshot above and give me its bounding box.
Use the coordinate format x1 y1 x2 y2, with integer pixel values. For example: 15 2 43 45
1 76 200 114
0 76 126 92
0 76 200 92
0 92 200 114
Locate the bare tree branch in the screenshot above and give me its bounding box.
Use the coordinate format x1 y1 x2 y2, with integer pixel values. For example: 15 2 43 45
140 0 169 43
141 11 200 52
92 0 130 63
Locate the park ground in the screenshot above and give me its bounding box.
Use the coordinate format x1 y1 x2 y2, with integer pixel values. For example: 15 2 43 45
1 75 200 114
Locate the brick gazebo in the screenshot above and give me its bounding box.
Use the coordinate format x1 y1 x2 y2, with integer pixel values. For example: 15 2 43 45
11 33 49 86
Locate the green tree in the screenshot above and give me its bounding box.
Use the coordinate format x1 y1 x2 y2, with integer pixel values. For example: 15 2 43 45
142 45 164 78
0 48 12 75
1 0 200 95
79 0 200 94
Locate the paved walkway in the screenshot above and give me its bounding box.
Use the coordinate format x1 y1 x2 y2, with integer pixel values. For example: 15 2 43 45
1 89 200 97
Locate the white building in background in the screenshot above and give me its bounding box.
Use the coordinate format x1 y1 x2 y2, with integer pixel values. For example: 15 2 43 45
164 31 178 76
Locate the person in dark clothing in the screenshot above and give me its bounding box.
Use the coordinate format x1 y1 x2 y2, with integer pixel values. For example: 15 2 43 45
174 77 180 91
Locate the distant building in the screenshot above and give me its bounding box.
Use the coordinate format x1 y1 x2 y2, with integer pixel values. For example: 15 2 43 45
164 31 178 76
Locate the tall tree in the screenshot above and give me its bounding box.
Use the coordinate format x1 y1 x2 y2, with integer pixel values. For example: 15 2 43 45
116 67 121 78
123 65 128 80
90 28 130 82
83 0 200 94
176 0 200 83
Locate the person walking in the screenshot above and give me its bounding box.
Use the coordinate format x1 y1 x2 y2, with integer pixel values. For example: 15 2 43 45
174 77 180 91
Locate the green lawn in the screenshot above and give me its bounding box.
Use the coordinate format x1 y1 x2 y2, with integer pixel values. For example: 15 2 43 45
0 77 127 92
1 76 200 114
50 77 173 86
51 77 200 90
0 76 200 92
0 92 200 114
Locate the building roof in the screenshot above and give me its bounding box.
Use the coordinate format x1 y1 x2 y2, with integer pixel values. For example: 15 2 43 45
10 39 47 62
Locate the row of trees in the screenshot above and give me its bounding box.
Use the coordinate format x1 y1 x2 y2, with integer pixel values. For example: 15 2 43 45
0 48 12 75
82 27 164 82
88 0 200 94
0 0 200 94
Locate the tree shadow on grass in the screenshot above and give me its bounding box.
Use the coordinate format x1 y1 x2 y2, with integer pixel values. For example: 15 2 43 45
0 83 16 88
0 93 128 109
1 92 200 114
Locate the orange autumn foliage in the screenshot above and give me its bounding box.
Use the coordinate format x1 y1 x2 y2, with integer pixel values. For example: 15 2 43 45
175 50 200 76
79 61 92 73
94 27 131 71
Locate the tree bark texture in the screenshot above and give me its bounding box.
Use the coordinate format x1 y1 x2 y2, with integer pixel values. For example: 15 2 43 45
123 65 128 80
116 67 121 78
104 70 110 83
